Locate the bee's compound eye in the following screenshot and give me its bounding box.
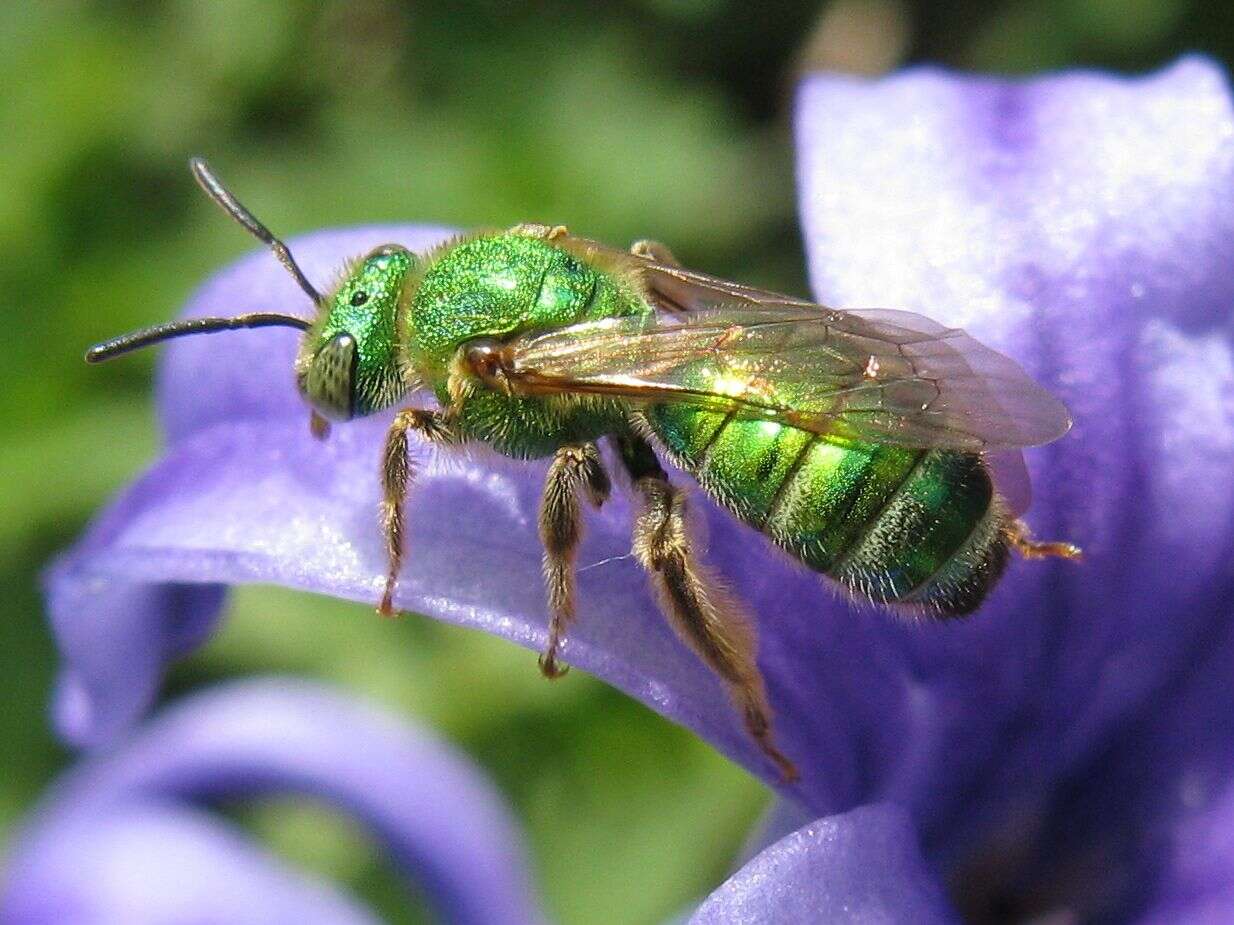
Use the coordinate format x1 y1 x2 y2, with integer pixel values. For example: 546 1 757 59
304 332 358 421
350 290 369 307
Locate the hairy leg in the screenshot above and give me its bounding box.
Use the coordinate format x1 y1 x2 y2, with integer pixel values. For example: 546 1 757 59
1008 519 1083 561
617 433 798 783
538 443 610 678
379 408 457 616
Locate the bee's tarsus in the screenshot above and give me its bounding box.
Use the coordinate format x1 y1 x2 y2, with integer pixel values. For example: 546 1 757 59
1010 519 1082 561
741 698 800 784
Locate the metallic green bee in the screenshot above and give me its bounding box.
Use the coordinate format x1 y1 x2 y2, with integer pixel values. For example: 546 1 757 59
88 159 1081 781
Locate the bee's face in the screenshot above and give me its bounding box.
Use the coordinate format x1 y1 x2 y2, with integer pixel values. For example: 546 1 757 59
297 245 415 420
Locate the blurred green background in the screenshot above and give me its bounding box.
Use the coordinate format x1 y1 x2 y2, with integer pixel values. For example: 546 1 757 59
2 1 1232 922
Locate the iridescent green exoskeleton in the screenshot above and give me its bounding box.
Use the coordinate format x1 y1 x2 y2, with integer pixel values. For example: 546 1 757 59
88 160 1081 782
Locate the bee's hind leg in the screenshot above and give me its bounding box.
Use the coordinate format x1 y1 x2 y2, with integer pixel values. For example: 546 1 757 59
379 408 458 617
1008 519 1082 561
538 443 611 678
616 432 798 783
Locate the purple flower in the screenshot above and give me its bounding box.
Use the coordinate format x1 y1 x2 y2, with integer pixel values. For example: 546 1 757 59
2 678 544 924
3 680 954 923
44 56 1234 919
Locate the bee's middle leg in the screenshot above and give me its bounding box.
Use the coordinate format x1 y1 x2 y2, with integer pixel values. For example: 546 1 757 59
616 433 798 783
379 408 457 616
538 442 610 678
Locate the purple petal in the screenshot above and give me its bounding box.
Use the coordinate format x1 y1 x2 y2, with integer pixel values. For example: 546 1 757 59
690 804 958 924
48 581 225 746
1132 783 1234 923
5 679 545 925
793 56 1234 851
3 805 382 925
49 58 1234 849
738 797 818 865
971 573 1234 922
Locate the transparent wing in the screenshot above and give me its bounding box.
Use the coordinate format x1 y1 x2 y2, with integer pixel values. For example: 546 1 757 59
567 236 816 315
985 449 1032 515
501 304 1072 452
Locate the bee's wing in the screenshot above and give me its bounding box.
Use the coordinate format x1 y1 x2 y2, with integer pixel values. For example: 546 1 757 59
985 449 1033 515
501 305 1072 452
567 236 816 315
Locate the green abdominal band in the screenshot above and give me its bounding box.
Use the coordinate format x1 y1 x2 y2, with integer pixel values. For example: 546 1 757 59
646 403 1006 613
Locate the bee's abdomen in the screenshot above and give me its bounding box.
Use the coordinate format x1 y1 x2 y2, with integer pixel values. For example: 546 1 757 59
646 405 1010 615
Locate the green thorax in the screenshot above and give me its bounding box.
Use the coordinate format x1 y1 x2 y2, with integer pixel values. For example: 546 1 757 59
407 232 650 457
409 232 646 394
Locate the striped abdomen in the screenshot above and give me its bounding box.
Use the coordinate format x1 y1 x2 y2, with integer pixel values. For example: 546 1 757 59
645 404 1011 615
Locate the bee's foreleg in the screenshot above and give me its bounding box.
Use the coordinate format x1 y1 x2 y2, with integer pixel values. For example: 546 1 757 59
379 408 458 617
629 239 680 266
538 443 610 679
1008 518 1083 561
617 434 799 783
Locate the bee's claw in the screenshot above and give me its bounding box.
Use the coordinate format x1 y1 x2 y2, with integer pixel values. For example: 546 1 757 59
378 581 400 618
538 647 570 679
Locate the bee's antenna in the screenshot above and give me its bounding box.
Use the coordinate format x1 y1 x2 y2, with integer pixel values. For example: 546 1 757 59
85 159 321 364
189 156 323 306
85 312 311 363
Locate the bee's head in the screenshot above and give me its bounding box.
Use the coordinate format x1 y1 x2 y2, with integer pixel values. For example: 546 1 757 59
296 245 416 422
85 159 418 437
